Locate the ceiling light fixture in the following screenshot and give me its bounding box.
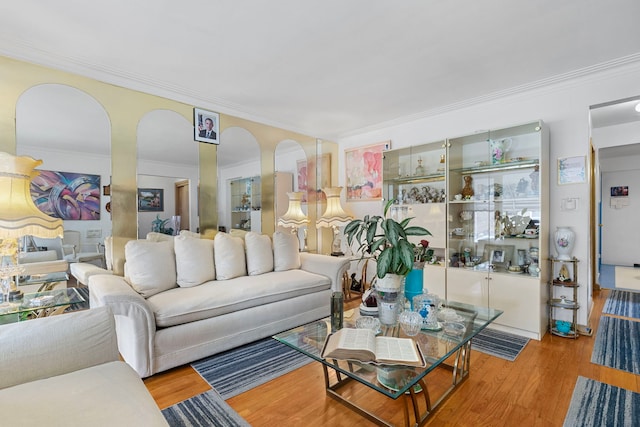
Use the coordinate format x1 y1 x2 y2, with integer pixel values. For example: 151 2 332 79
635 102 640 113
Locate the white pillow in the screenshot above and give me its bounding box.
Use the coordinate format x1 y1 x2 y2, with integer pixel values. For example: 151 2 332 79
273 231 301 271
245 232 274 276
214 233 247 280
146 232 175 243
174 234 215 287
179 230 201 239
124 240 176 297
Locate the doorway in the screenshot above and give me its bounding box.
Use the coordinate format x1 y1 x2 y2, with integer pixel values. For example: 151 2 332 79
590 96 640 291
175 180 190 232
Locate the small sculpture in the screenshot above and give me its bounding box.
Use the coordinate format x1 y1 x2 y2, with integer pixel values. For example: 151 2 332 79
557 264 571 282
415 157 426 176
461 175 474 198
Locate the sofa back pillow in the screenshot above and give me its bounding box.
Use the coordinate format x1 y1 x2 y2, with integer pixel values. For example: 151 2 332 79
214 233 247 280
174 234 215 287
146 232 175 243
245 232 274 276
273 231 301 271
124 240 177 297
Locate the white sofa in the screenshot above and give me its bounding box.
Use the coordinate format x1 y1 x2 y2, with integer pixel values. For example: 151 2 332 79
89 231 350 378
0 306 168 426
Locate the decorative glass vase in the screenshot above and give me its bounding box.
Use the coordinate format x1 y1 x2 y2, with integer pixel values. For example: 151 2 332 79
375 289 404 327
404 267 424 310
554 226 575 261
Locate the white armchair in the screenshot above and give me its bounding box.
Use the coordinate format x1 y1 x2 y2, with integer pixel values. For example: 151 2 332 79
62 230 105 268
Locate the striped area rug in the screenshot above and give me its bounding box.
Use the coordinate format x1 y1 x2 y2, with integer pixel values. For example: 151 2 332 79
162 390 250 427
591 316 640 375
192 337 314 399
603 290 640 319
563 376 640 427
471 328 529 361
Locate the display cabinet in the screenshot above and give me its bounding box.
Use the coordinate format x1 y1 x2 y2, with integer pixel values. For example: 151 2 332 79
230 176 261 231
445 120 548 339
381 121 548 339
547 257 580 338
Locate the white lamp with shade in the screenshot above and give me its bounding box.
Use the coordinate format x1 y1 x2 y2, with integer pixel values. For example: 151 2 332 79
317 187 353 256
0 152 64 302
277 191 309 251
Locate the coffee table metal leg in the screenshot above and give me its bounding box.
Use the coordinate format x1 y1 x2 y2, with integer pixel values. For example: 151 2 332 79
322 342 474 427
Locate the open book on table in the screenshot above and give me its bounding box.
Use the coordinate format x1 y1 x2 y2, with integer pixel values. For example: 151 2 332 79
321 328 426 367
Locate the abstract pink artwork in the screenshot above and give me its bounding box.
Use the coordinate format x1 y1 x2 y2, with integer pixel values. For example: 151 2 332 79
30 170 101 220
345 141 390 201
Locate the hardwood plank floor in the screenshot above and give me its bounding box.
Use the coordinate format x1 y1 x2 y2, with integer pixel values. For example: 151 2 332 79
145 289 640 426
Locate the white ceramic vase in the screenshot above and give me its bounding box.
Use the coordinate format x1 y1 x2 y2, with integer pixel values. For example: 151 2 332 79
554 226 575 261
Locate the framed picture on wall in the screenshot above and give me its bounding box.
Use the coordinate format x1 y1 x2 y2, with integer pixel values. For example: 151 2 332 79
30 170 101 220
297 153 331 203
194 108 220 144
558 155 586 185
345 141 390 201
138 188 164 212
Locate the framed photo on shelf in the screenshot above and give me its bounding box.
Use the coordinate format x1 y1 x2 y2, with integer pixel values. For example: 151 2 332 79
345 141 390 201
138 188 164 212
194 108 220 144
558 156 586 185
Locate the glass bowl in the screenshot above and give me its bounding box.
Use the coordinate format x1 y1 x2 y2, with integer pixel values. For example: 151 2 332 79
356 316 381 333
443 322 466 337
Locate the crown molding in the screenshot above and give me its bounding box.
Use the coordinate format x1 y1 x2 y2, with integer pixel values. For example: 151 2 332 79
337 53 640 139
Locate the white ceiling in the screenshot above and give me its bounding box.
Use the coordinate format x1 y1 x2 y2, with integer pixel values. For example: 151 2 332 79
2 0 640 143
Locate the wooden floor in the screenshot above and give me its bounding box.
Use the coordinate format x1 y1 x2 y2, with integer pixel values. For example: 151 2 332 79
144 289 640 426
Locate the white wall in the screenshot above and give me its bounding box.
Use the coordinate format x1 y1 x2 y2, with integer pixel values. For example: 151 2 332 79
337 59 640 328
601 169 640 265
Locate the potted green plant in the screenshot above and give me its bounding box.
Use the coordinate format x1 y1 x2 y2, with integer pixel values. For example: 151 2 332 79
344 200 431 291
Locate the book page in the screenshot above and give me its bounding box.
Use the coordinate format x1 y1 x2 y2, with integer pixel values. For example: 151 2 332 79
336 328 376 352
374 336 421 364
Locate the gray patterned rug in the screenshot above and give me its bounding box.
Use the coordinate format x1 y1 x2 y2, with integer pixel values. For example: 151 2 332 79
563 376 640 427
162 390 250 427
471 328 529 361
591 316 640 375
603 290 640 319
192 337 314 399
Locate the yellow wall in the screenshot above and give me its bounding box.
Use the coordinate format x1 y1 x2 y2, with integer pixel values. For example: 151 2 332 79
0 55 334 270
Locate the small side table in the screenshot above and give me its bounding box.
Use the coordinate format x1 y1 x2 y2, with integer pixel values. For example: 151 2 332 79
340 256 372 301
0 287 85 324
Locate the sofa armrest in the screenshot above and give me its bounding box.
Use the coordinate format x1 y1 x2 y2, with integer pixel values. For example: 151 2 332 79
299 252 350 292
88 274 157 377
0 306 119 390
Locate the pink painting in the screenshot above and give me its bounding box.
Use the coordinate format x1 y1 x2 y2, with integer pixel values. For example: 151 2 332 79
345 141 390 201
30 170 101 220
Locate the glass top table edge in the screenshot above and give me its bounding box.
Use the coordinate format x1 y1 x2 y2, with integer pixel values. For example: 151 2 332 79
273 301 503 398
0 288 85 317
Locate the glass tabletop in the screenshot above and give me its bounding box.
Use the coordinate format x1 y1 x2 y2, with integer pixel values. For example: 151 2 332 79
17 272 69 287
273 300 503 398
0 288 85 323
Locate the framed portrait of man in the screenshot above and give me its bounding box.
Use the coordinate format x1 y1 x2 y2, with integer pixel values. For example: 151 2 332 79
194 108 220 144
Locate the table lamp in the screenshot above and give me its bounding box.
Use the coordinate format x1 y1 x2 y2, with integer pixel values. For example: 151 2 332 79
317 187 353 256
0 152 64 302
277 192 309 251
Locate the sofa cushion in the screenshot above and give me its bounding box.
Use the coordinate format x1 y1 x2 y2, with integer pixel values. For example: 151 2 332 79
0 361 169 426
214 233 246 280
125 240 177 297
174 234 215 287
245 232 273 276
147 269 331 327
273 231 301 271
145 232 175 243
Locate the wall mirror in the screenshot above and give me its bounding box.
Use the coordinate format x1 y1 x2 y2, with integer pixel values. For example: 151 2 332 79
275 139 308 248
15 83 111 254
137 109 198 238
217 127 261 233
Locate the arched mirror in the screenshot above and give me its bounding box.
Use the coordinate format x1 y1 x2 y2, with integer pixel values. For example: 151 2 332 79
217 127 261 233
275 139 307 249
16 83 111 257
137 109 198 238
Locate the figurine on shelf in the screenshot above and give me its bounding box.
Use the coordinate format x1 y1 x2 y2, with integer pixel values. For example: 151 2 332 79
415 157 426 176
557 263 571 282
461 175 474 199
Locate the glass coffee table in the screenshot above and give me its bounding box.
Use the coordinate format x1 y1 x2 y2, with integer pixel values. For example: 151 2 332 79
0 287 85 324
273 300 502 427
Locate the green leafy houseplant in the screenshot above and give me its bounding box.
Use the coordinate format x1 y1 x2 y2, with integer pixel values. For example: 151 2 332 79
344 200 432 279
